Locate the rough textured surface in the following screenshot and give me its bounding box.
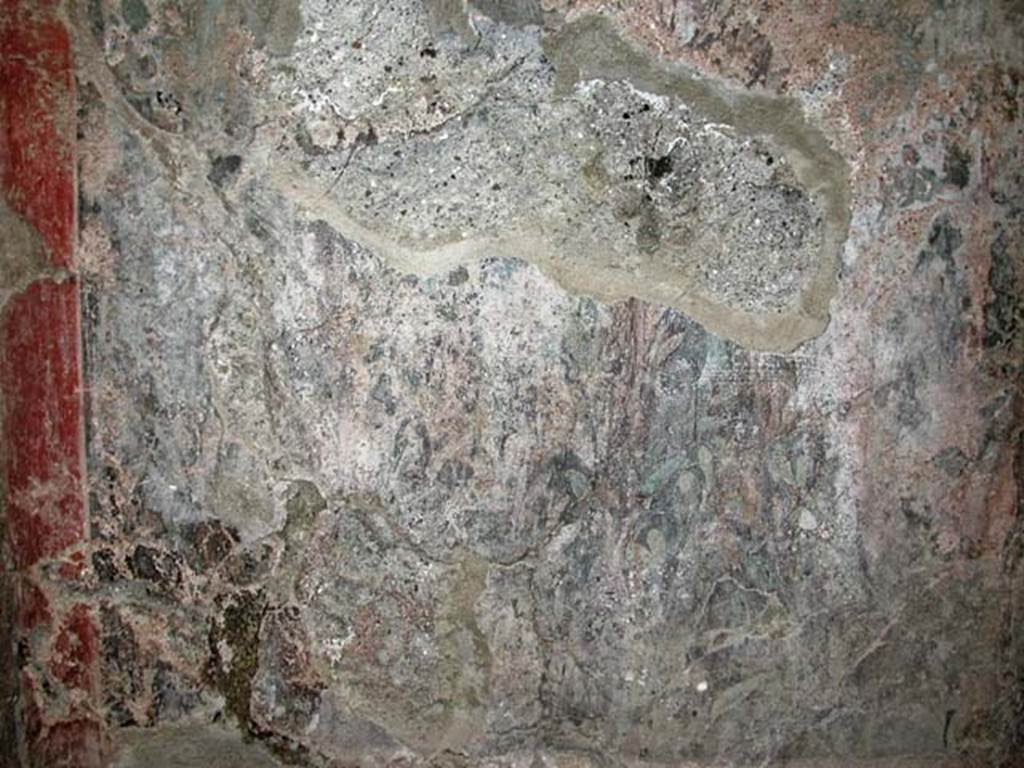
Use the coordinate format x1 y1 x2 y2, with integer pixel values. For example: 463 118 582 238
2 0 1023 766
265 10 849 350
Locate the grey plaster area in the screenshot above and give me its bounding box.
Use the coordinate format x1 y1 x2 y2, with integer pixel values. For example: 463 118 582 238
110 721 284 767
268 7 849 351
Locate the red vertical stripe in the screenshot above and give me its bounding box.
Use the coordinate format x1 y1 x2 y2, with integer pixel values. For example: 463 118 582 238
1 279 84 569
0 2 74 268
1 0 82 564
1 2 102 765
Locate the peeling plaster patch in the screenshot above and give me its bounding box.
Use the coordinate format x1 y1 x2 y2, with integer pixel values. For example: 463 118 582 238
0 199 49 304
271 8 850 351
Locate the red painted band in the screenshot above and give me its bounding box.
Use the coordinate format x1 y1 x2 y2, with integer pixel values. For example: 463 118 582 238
1 3 101 765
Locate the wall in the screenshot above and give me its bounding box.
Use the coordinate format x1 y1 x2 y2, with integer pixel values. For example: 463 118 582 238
2 1 1022 766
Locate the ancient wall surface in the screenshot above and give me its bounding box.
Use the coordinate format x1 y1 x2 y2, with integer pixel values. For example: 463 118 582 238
2 1 1023 766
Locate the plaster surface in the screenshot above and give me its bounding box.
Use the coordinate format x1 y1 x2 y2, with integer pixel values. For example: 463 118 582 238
2 1 1022 766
